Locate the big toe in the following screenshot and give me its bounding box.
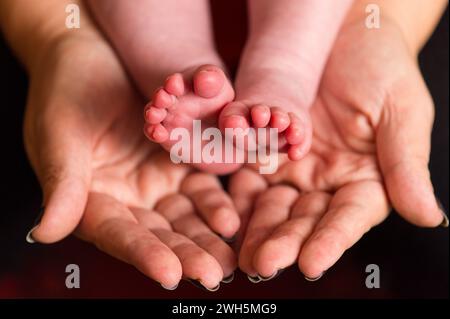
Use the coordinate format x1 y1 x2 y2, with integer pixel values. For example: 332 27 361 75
193 65 226 98
219 102 250 130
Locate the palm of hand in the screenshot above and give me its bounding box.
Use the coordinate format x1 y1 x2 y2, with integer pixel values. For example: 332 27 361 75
279 27 393 191
27 38 238 288
28 38 190 208
78 53 187 208
235 23 434 279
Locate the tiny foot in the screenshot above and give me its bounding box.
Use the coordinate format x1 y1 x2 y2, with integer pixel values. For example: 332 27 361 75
143 65 241 174
219 101 312 161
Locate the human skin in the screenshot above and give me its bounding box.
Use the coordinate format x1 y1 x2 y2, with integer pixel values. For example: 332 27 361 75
88 0 352 169
219 0 352 160
230 0 448 280
0 0 240 290
1 0 446 289
87 0 242 174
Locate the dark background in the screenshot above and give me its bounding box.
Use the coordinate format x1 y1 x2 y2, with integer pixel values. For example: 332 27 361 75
0 1 448 298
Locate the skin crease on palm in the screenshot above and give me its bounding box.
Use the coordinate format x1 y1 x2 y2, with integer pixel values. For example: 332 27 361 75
230 19 445 280
24 33 240 290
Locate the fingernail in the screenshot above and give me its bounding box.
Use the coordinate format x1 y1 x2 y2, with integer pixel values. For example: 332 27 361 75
247 275 262 283
258 269 284 282
187 279 220 292
199 68 215 74
437 199 449 228
25 207 45 244
160 283 178 291
221 272 235 284
220 234 236 243
441 214 449 228
304 272 324 282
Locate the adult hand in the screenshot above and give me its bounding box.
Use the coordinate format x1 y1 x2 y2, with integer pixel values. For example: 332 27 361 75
231 19 447 280
24 30 238 289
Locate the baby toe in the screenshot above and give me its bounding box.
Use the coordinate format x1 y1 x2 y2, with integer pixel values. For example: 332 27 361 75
269 107 290 132
164 73 185 96
287 133 312 161
145 123 169 143
153 88 174 108
145 106 167 124
287 144 304 161
219 102 250 130
193 65 226 99
250 104 271 128
285 114 303 145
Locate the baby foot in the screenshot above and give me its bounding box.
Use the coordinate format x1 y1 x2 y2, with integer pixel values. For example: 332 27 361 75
144 64 241 174
219 101 312 161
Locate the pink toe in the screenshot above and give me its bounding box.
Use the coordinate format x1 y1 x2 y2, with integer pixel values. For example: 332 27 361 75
285 113 304 145
270 107 290 132
288 144 303 161
145 106 167 124
145 124 169 143
193 65 225 98
219 102 250 130
287 124 311 160
165 73 185 96
144 125 155 141
222 115 249 130
285 125 303 145
250 104 271 128
152 88 174 108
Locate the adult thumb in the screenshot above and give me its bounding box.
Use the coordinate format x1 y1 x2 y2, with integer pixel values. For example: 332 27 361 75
377 69 447 228
25 104 92 243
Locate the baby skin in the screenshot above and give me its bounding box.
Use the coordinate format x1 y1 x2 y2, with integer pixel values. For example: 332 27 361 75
88 0 352 174
143 63 306 171
143 64 242 174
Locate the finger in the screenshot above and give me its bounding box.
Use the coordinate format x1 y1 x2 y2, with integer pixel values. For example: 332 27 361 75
156 194 237 279
228 168 268 248
252 192 331 278
25 104 91 243
129 207 172 231
152 228 224 290
298 180 389 279
239 185 298 277
181 173 240 239
261 155 313 189
76 192 182 289
378 73 445 227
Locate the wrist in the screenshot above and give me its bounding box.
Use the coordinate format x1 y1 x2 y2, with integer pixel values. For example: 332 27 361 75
342 1 423 58
1 0 100 72
342 9 421 57
29 28 102 76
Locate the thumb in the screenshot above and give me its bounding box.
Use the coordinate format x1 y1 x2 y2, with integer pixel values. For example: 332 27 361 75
377 69 447 227
25 103 92 243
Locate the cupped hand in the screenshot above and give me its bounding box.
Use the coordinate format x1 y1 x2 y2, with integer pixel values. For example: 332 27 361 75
24 31 239 289
231 20 447 280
